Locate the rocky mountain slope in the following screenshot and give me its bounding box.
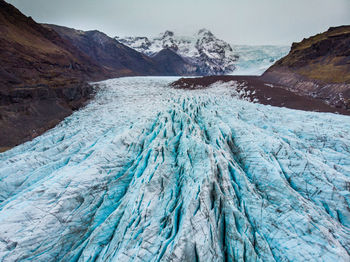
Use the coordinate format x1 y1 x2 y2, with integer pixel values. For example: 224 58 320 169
0 0 110 151
116 29 239 75
262 26 350 110
0 2 107 88
44 24 164 76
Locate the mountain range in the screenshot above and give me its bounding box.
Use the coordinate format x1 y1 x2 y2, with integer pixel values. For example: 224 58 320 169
43 25 190 77
116 29 239 75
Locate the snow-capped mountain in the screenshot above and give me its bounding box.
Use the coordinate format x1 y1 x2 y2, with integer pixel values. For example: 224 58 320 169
116 29 239 75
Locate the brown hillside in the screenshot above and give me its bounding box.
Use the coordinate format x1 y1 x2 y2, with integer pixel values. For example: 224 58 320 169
262 26 350 110
0 0 108 151
0 0 108 89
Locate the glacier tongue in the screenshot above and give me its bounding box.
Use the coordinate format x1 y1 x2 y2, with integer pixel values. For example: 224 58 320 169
0 77 350 261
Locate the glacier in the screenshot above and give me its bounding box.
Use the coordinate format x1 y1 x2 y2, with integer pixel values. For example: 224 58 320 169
0 77 350 261
231 45 290 76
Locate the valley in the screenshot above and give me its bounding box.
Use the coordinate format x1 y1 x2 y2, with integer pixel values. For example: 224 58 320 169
0 1 349 261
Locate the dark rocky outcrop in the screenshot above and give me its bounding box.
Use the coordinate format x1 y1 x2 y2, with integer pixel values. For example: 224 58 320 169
262 26 350 110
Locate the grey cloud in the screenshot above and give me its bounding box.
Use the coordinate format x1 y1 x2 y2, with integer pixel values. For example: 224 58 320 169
6 0 350 45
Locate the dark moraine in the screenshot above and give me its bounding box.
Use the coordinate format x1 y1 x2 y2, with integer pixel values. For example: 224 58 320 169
171 75 350 116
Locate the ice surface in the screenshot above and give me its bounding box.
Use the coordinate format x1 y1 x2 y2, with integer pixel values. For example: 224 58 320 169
0 77 350 261
231 45 290 75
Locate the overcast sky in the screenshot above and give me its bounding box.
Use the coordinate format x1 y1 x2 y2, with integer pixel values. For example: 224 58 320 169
6 0 350 45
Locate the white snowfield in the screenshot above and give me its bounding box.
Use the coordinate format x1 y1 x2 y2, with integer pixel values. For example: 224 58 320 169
0 77 350 262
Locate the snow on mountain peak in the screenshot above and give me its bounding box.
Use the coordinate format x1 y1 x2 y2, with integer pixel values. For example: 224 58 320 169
115 36 152 51
197 28 214 37
116 30 239 75
161 30 175 38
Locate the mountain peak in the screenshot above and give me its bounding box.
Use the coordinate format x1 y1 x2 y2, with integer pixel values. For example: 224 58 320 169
197 28 214 37
161 30 175 38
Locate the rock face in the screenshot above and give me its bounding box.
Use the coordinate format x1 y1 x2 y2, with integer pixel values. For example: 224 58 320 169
0 77 350 261
262 26 350 110
116 29 239 75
